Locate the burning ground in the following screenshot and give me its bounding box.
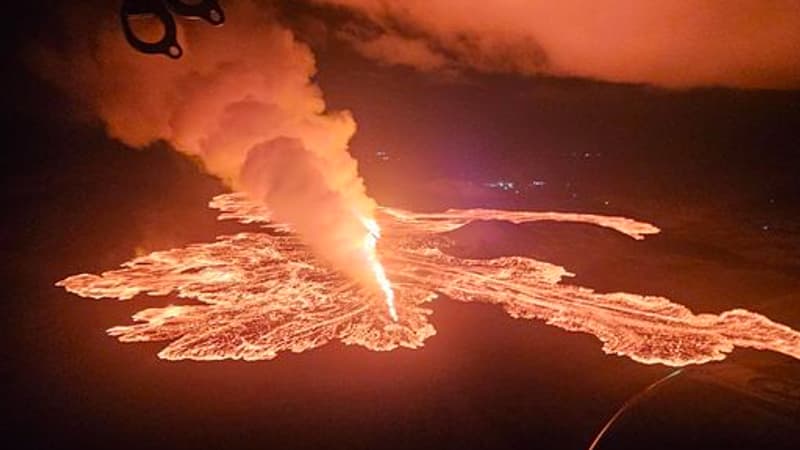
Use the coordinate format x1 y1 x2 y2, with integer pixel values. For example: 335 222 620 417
57 192 800 366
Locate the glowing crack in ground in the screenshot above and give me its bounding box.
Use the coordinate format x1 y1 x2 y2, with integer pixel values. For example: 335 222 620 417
57 193 800 365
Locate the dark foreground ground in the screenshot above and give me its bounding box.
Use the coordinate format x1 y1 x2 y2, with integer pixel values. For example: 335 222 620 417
3 52 800 449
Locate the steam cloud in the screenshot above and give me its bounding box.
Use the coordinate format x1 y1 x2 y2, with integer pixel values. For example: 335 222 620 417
313 0 800 89
31 0 800 288
35 1 379 286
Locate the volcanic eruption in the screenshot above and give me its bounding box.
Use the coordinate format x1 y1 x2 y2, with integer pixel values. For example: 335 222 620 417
57 192 800 364
39 1 800 365
35 1 397 319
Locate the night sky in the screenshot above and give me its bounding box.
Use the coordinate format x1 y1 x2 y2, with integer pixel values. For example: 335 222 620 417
3 1 799 449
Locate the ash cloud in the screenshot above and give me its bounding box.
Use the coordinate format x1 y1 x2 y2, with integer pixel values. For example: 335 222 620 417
311 0 800 89
33 1 378 286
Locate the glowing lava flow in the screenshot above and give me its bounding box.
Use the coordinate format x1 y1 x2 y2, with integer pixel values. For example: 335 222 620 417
57 193 800 364
360 216 398 321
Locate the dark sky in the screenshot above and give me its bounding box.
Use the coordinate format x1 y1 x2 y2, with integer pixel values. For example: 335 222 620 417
9 0 799 224
5 1 799 198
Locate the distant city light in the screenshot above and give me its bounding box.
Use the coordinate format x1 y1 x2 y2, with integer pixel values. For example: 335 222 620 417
484 180 516 191
484 179 548 193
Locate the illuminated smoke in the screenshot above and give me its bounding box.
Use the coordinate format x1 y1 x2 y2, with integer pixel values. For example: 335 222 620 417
239 138 396 317
57 193 800 365
33 1 394 313
311 0 800 89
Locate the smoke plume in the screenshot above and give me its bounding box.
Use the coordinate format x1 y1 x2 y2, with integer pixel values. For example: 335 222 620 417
313 0 800 89
34 1 380 288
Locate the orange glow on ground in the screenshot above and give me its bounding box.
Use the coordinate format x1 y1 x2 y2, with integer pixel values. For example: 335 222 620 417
57 193 800 365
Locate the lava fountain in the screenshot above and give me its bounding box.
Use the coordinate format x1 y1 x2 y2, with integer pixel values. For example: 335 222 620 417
361 216 398 321
57 193 800 365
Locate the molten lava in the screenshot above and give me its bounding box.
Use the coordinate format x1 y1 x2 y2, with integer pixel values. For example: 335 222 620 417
57 193 800 365
360 216 398 321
